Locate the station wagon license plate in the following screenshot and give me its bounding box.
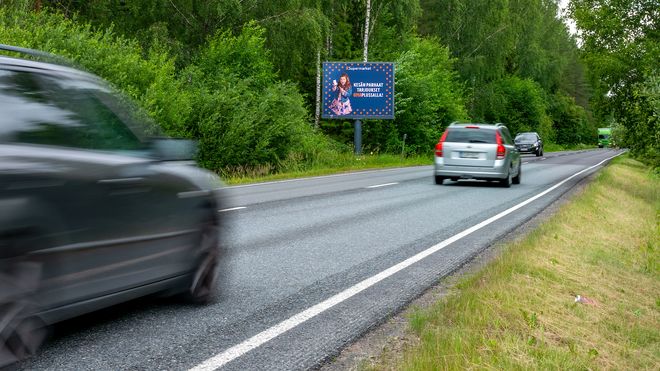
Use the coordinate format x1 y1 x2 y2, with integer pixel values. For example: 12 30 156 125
461 152 480 159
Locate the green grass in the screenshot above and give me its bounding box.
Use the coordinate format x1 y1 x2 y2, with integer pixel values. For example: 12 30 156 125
366 156 659 370
221 153 432 185
544 142 596 152
220 145 595 185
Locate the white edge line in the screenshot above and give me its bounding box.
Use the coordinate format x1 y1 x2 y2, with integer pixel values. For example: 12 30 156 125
190 152 623 371
218 207 247 213
366 182 399 189
225 166 428 189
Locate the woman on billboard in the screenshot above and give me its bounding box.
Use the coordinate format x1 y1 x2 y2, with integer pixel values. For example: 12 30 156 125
330 72 353 115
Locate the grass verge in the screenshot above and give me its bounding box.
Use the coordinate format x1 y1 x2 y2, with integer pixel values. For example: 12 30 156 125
544 143 596 152
221 154 431 185
368 156 659 370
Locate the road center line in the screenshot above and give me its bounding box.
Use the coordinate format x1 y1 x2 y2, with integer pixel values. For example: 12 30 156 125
218 207 247 212
190 151 624 371
366 182 398 189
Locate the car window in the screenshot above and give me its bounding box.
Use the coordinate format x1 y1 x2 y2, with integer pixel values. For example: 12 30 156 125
516 134 536 141
501 128 514 145
445 128 496 144
0 69 153 155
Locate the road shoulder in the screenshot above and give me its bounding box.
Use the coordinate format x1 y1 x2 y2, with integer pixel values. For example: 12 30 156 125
319 166 599 371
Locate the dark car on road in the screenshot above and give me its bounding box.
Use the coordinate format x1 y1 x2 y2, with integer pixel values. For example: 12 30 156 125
434 123 521 187
0 45 224 365
514 132 544 156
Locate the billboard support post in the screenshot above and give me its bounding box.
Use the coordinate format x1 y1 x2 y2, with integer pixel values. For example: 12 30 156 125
354 120 362 155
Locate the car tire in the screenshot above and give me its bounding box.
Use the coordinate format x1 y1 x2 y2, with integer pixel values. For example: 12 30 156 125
500 168 512 188
0 259 47 367
535 148 541 157
512 163 521 184
434 176 444 185
183 219 220 304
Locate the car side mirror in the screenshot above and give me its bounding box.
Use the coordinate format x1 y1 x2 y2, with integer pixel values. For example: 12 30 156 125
150 138 198 161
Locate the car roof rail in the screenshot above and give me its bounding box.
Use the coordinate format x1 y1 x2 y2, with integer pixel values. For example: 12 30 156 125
450 121 479 126
0 43 74 67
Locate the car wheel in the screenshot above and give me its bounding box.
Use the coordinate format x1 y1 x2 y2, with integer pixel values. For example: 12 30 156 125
184 220 220 304
535 148 541 157
500 168 512 188
512 162 521 184
434 175 444 185
0 260 47 367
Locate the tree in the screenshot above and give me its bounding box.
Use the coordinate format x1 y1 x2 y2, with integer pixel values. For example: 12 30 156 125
361 37 466 153
570 0 660 165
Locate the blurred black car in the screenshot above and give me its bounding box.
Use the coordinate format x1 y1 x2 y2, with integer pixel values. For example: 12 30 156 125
0 45 223 365
514 132 544 156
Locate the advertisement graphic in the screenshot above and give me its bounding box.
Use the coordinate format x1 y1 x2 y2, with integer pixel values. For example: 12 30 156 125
322 62 394 120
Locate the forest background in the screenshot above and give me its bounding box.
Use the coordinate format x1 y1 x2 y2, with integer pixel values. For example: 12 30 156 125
0 0 657 176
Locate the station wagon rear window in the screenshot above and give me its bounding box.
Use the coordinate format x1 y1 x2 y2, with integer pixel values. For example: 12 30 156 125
445 128 496 144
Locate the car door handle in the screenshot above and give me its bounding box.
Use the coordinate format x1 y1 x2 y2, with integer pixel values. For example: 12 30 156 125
98 177 144 185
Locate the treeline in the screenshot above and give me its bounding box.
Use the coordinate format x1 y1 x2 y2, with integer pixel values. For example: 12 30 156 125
1 1 654 171
569 0 659 167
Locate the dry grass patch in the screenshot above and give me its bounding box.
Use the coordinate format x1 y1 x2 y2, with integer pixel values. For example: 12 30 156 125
369 156 659 370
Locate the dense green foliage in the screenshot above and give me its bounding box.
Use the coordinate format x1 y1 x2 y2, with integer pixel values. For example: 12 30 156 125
2 0 650 173
419 0 597 144
570 0 659 167
0 8 329 172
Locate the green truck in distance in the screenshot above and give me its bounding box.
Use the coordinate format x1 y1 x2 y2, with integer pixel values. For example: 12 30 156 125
598 127 612 148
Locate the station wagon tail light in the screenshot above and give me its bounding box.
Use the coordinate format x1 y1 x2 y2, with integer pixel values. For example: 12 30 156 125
465 125 480 129
435 130 448 157
495 131 506 159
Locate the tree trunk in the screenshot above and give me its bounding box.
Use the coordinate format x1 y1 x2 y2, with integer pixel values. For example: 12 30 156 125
314 49 321 128
363 0 371 62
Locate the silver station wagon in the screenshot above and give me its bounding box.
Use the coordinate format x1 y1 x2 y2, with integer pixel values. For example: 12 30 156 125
434 123 521 187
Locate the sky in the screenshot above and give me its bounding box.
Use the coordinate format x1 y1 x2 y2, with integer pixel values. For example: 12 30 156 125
558 0 578 35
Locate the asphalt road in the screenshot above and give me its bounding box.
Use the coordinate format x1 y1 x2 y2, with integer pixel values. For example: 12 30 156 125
18 148 623 370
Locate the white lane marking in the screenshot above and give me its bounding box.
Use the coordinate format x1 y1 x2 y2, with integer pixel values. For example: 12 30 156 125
523 162 529 164
225 167 428 189
366 182 398 189
190 152 623 371
218 207 247 213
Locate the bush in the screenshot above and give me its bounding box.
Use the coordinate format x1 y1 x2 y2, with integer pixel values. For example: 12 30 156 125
181 23 329 171
548 92 595 145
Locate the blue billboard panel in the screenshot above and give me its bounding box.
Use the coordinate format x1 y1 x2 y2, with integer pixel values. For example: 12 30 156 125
322 62 394 120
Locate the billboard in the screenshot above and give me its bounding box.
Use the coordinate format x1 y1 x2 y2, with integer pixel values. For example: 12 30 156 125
322 62 394 120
